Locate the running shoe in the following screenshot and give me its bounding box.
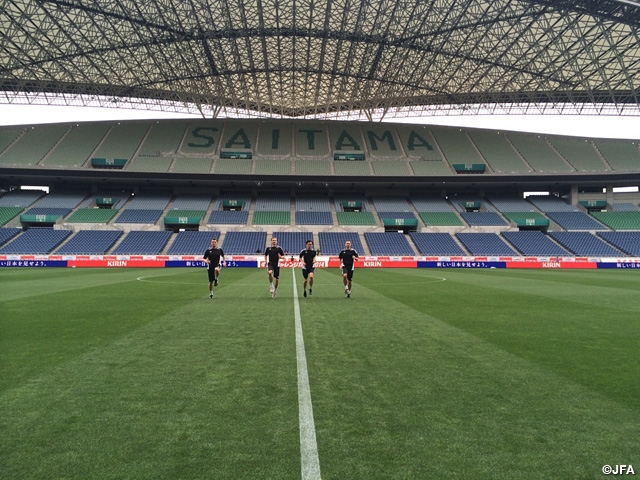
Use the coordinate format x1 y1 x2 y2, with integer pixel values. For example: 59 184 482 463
303 290 307 297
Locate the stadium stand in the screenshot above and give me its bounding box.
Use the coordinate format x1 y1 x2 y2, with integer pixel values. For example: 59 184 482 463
364 232 416 256
170 193 212 211
505 132 573 172
208 211 250 224
549 232 624 256
487 195 540 213
333 161 372 176
501 231 570 256
66 209 119 224
592 138 640 171
0 227 72 254
115 209 164 224
111 231 172 255
222 231 267 254
137 121 187 156
295 122 330 157
167 231 221 255
0 124 68 166
295 211 333 225
364 125 404 159
30 190 88 209
128 156 173 172
430 126 486 167
545 212 607 231
597 231 640 256
257 122 293 157
456 232 518 256
122 192 172 210
294 159 332 175
0 126 25 156
527 195 578 212
336 211 377 225
318 232 365 255
546 136 608 172
371 161 412 176
171 157 214 173
418 212 465 226
590 211 640 230
42 123 110 168
92 122 150 162
372 196 413 213
460 212 508 226
0 207 23 226
271 231 314 254
611 203 638 211
467 130 531 173
0 190 45 208
411 196 454 212
410 232 467 256
22 207 72 219
55 230 123 254
294 196 333 225
254 159 292 175
0 227 22 247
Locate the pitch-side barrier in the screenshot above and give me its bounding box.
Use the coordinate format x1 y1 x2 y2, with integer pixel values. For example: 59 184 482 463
1 255 640 269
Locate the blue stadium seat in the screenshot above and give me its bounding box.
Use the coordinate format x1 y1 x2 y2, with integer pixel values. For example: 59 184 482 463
364 232 415 255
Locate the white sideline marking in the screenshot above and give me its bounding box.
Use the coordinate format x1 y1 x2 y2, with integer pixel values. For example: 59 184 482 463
292 268 322 480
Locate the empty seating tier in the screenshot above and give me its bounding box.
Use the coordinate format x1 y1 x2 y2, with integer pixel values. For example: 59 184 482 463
597 232 640 256
318 232 365 255
501 231 569 256
590 212 640 230
111 231 172 255
364 232 415 256
410 232 467 256
0 227 72 254
456 233 518 256
0 207 23 226
419 212 464 226
222 231 267 255
66 209 119 223
55 230 123 255
271 232 314 254
167 231 221 255
336 212 376 225
0 227 22 247
549 232 623 256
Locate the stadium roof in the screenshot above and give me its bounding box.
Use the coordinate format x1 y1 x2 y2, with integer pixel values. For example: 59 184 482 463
2 0 640 120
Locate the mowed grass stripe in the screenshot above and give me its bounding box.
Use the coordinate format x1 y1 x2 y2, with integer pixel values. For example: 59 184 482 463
1 268 302 480
292 268 322 480
300 269 639 479
358 268 640 409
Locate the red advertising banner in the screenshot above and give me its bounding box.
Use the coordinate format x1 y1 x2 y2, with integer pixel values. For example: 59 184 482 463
67 259 165 268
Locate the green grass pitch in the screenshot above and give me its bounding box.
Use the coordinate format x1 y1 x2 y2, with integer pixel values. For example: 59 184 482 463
1 267 639 479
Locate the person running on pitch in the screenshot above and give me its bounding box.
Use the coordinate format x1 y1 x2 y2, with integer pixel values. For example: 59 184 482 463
264 236 285 298
203 238 225 298
338 240 359 298
299 239 317 297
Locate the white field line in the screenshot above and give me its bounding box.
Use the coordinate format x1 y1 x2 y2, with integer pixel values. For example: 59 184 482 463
292 267 322 480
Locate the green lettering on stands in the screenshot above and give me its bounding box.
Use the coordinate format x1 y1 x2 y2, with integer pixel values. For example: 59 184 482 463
407 131 434 151
367 130 396 151
224 129 251 149
298 129 323 150
188 127 218 148
335 131 360 150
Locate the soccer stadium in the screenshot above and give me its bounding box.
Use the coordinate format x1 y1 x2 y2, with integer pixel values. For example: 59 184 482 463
1 1 640 478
